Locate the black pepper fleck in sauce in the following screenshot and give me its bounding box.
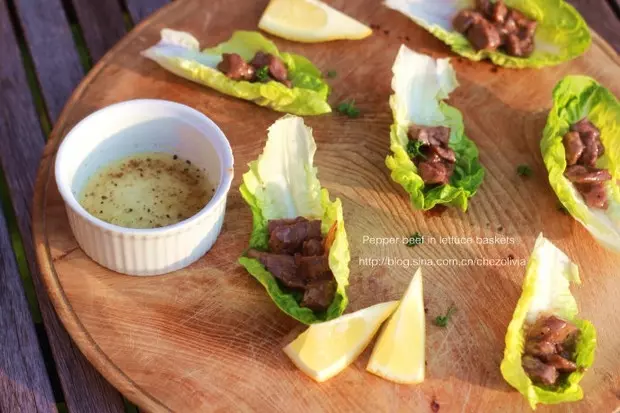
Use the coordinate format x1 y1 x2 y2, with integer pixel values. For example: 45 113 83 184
78 152 214 229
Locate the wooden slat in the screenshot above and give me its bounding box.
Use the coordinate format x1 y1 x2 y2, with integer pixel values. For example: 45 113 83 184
0 1 56 411
12 0 84 123
0 202 55 413
69 0 126 63
568 0 620 52
0 1 126 412
124 0 170 24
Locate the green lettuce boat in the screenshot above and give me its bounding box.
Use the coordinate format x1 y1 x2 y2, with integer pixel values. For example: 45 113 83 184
386 45 484 211
384 0 591 68
501 234 596 409
143 29 331 115
541 75 620 252
238 115 350 324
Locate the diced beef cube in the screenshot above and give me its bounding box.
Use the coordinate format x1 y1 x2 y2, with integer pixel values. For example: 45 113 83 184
489 1 508 23
564 165 611 184
571 118 600 139
522 356 559 386
467 19 502 51
418 160 452 185
268 219 322 254
563 131 585 166
524 340 556 358
503 34 534 57
597 140 605 157
300 279 336 312
580 131 602 166
544 354 577 373
453 10 483 33
429 144 457 163
408 125 451 147
302 238 324 256
250 52 290 85
476 0 493 16
295 255 331 281
527 316 579 346
575 182 609 209
217 53 255 81
246 249 305 289
268 217 308 233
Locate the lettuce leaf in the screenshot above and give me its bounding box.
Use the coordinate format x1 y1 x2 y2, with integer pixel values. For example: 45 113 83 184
500 234 597 409
541 75 620 252
143 29 331 115
384 0 591 68
386 45 484 211
238 115 349 324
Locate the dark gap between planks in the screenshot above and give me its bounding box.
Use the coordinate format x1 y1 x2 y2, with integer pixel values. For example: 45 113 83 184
4 0 67 405
61 0 94 70
607 0 620 18
118 0 136 30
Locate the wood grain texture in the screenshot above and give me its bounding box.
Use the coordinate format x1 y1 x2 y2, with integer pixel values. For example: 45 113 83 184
69 0 126 63
32 0 620 412
124 0 170 23
567 0 620 52
0 0 126 412
12 0 84 122
0 1 56 411
0 204 55 413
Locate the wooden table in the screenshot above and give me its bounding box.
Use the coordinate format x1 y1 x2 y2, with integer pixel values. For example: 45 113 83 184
0 0 618 412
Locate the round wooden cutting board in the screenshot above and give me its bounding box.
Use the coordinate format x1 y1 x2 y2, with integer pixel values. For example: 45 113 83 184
33 0 620 411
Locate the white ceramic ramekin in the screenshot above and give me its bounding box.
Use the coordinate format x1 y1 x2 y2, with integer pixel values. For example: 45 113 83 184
55 99 234 276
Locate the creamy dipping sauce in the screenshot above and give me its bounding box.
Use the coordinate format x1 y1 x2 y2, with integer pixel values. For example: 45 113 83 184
78 152 214 229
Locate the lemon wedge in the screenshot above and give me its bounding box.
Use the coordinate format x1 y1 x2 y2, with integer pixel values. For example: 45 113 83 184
367 268 425 383
258 0 372 43
283 301 399 382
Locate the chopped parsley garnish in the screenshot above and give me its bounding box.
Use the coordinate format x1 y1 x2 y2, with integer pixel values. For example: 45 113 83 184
434 304 456 327
406 140 426 159
337 100 360 118
406 232 424 247
516 164 533 177
255 66 270 82
326 70 337 78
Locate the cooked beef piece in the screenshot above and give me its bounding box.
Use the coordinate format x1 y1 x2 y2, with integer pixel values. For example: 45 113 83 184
579 130 602 166
408 125 451 147
268 219 322 254
544 354 577 373
429 144 457 163
217 53 255 81
489 0 508 23
575 182 609 209
467 19 502 51
268 217 307 234
301 279 336 311
246 249 305 289
250 52 290 85
503 34 534 57
522 356 559 386
571 118 600 139
524 340 556 358
455 2 536 57
418 159 453 185
563 131 585 166
527 316 579 346
453 10 483 33
302 238 324 256
475 0 492 16
564 165 612 184
295 255 331 281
